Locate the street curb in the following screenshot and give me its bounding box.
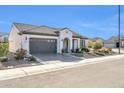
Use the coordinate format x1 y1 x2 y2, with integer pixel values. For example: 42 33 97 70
0 54 124 81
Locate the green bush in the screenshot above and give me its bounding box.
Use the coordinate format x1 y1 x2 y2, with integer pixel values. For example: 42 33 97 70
81 47 90 52
28 56 36 62
88 45 92 48
14 48 27 60
93 43 102 50
0 43 8 57
0 57 8 62
75 48 82 53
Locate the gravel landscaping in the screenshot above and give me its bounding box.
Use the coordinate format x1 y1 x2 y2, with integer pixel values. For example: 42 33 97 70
71 52 118 59
0 53 42 70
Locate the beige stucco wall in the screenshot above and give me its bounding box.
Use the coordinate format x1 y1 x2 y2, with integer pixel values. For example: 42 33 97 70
59 29 73 53
9 25 22 53
122 41 124 47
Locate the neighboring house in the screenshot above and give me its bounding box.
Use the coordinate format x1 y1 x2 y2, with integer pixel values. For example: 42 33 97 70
104 36 124 48
0 32 8 43
9 23 88 54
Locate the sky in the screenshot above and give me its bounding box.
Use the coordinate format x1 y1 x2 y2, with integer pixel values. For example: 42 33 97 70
0 5 124 39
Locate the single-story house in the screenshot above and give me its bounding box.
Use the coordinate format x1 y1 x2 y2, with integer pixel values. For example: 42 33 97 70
104 36 124 48
9 23 88 54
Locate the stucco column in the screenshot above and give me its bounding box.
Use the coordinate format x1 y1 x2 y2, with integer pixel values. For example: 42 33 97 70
70 39 72 52
77 38 80 48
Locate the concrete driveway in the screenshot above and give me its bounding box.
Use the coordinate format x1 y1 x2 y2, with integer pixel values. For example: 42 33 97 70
33 53 82 64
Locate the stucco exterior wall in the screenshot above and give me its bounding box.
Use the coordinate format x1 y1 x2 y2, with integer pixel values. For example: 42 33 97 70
121 41 124 47
9 25 22 53
85 39 89 48
59 29 73 53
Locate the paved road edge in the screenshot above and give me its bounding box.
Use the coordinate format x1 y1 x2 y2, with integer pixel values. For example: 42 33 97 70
0 54 124 81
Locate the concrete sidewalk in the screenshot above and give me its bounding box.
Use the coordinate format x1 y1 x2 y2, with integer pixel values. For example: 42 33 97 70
0 54 124 81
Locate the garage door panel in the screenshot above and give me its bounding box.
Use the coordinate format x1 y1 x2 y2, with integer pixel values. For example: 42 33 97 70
29 38 57 54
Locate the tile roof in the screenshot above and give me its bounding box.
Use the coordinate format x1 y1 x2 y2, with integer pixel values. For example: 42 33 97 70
13 23 88 39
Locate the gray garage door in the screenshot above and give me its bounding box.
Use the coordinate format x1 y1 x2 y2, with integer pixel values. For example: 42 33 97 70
29 38 57 54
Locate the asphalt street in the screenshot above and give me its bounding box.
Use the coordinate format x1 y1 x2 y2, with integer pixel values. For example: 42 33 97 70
0 57 124 88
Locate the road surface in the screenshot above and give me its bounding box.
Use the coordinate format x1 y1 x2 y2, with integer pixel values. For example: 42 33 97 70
0 57 124 88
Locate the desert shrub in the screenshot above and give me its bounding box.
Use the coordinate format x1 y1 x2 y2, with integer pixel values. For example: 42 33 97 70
0 57 8 62
61 49 64 53
108 48 112 52
87 41 94 48
97 47 112 54
75 48 81 53
28 56 36 62
14 48 27 60
71 49 74 53
95 52 105 56
93 43 102 50
0 43 8 57
81 47 90 52
88 45 92 48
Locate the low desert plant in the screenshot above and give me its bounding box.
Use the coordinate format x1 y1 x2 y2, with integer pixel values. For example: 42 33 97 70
95 52 105 56
61 49 64 54
97 47 112 54
0 43 8 57
28 56 36 62
0 56 8 62
87 40 95 48
108 48 112 52
71 49 74 53
14 48 27 60
81 47 90 52
93 43 102 50
75 48 81 53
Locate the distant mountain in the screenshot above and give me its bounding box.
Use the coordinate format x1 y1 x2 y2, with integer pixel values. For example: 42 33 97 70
108 35 124 41
93 37 104 41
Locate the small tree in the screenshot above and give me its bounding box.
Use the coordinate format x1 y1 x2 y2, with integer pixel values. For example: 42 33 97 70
0 43 8 57
93 43 102 50
87 40 95 48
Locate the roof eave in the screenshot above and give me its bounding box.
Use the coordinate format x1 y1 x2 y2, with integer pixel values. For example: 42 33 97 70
22 32 59 37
